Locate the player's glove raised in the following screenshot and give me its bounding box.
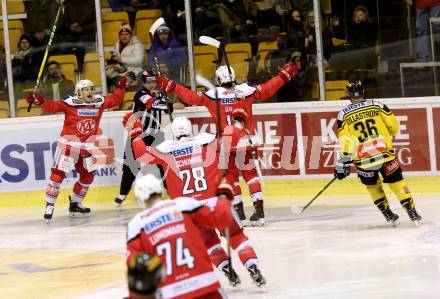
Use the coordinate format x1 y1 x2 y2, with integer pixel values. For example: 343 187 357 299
123 112 143 139
216 177 235 201
334 154 353 180
26 92 46 106
278 61 300 82
232 107 249 123
156 76 176 93
127 253 163 296
117 71 136 90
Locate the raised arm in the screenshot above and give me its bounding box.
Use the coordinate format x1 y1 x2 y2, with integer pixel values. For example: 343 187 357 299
103 72 136 108
253 61 300 101
26 92 67 114
155 75 209 106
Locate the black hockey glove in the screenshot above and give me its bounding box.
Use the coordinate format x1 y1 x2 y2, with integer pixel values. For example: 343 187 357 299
334 154 353 180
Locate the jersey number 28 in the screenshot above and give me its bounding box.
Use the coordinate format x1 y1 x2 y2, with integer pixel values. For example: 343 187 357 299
179 167 208 195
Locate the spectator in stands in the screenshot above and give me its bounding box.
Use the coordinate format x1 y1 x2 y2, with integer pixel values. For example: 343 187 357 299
40 61 75 100
279 8 305 51
193 0 223 40
214 0 258 43
164 0 187 46
304 10 332 68
106 23 144 90
24 0 58 35
256 1 286 42
406 0 440 61
346 5 378 49
147 24 187 83
12 35 42 90
59 0 96 71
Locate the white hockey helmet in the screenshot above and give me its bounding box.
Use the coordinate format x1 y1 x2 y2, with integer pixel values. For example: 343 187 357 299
134 174 163 209
75 79 95 98
216 65 235 85
171 116 192 139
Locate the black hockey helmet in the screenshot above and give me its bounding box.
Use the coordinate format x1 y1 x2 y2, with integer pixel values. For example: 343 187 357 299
127 252 163 295
346 80 364 98
141 65 157 83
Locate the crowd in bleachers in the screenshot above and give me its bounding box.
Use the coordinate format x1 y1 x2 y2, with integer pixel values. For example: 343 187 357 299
1 0 439 117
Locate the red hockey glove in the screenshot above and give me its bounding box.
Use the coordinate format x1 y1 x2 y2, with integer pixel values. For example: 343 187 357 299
156 76 176 93
232 107 249 123
123 112 143 139
117 71 136 90
216 177 235 201
278 61 300 82
26 92 46 106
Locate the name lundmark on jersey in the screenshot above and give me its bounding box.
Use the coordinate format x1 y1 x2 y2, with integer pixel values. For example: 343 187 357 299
149 223 187 245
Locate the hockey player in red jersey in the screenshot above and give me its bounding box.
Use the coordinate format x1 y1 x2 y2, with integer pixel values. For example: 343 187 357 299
123 114 266 288
26 72 135 221
126 173 235 299
152 62 300 226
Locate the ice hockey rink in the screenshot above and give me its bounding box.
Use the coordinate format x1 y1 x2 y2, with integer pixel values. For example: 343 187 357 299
1 177 440 299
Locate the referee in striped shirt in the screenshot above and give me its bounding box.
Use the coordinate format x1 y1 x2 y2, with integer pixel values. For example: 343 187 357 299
115 70 172 205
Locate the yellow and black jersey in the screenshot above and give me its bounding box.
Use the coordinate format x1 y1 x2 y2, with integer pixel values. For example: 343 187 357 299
337 99 399 169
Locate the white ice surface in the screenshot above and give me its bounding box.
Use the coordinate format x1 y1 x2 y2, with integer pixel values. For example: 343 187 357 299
1 197 439 299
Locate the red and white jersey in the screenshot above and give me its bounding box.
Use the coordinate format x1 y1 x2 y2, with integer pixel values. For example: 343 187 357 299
126 197 233 299
41 88 124 150
174 76 285 138
133 132 221 201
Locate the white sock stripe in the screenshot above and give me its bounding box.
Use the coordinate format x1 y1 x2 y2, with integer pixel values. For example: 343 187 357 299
233 182 240 187
246 177 260 185
250 192 263 202
49 180 61 188
235 240 251 253
232 195 242 205
78 182 90 188
207 244 222 255
217 260 229 270
71 194 84 203
244 258 259 269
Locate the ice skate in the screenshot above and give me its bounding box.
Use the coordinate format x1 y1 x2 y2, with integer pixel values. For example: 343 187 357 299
250 200 265 226
69 202 91 218
407 208 422 226
44 203 55 223
221 263 241 287
247 264 266 288
381 207 399 226
234 202 246 226
115 197 125 206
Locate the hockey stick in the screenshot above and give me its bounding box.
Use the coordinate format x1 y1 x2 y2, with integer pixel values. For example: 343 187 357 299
242 120 264 187
148 17 173 122
28 1 64 112
199 35 264 185
301 177 337 213
196 73 233 272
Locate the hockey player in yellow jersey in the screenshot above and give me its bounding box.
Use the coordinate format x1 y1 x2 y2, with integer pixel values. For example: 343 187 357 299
334 81 422 225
